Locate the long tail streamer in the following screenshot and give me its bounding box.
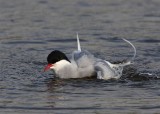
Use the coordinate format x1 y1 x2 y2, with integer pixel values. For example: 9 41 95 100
77 33 81 52
122 38 136 61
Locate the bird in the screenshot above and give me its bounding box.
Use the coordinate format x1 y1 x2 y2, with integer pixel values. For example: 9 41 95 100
44 34 96 79
44 34 136 80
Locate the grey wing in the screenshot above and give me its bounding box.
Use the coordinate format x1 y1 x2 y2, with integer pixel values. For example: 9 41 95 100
95 59 124 80
72 50 95 68
95 59 116 79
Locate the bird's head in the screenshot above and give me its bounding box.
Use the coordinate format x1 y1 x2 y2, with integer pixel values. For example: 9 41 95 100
44 50 70 72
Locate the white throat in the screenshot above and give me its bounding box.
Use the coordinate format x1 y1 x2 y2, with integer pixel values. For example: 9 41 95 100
50 60 70 71
50 60 77 78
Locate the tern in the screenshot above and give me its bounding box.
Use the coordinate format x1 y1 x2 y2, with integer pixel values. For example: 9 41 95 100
44 34 136 80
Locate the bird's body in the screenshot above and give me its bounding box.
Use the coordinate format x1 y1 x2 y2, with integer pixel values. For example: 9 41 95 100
49 51 95 79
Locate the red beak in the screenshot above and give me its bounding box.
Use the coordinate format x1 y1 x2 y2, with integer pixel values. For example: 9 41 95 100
44 64 53 72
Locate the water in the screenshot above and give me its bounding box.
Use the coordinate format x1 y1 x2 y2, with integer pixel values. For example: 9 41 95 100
0 0 160 113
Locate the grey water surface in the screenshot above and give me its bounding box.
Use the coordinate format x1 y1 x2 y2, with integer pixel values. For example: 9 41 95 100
0 0 160 114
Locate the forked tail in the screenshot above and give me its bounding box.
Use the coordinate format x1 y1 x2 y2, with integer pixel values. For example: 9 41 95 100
77 33 81 52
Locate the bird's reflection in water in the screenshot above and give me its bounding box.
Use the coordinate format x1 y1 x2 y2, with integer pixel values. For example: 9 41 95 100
43 77 66 108
46 78 65 92
44 77 95 108
46 76 97 91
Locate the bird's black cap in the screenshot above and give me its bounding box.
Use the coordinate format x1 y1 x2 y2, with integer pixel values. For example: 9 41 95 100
47 50 70 64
